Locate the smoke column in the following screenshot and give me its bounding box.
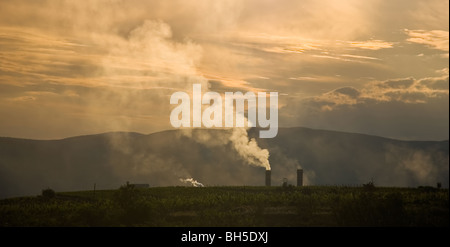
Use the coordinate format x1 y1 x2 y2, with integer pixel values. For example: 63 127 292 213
185 91 272 171
229 127 271 170
102 18 272 174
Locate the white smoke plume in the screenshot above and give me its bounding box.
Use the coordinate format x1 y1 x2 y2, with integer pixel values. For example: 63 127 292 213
229 127 271 170
180 178 204 187
101 17 272 182
57 0 271 176
113 19 271 172
180 124 271 171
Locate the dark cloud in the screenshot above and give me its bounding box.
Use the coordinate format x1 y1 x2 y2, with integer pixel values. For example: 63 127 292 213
418 77 449 90
375 78 415 89
331 87 361 98
281 76 449 140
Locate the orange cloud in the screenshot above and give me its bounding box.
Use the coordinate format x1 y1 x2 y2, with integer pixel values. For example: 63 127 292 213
405 29 449 52
349 40 394 50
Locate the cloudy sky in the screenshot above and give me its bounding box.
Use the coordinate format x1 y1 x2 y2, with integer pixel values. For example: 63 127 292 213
0 0 448 140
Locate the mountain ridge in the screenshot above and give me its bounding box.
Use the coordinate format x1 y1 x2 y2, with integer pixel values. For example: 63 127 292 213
2 126 448 142
0 127 448 198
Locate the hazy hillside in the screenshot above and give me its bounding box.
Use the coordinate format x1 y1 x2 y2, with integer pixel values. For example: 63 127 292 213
0 128 448 198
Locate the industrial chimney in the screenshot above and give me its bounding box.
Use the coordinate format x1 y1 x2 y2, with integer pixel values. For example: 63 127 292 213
297 169 303 187
265 170 271 186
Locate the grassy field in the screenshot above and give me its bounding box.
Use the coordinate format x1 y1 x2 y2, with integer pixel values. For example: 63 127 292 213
0 185 448 227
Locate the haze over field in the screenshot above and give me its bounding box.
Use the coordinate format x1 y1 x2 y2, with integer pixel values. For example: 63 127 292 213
0 128 448 198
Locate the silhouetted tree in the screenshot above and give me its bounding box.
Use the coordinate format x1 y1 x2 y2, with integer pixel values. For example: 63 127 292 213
42 188 55 199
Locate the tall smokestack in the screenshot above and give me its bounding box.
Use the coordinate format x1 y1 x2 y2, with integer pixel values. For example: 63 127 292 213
297 169 303 187
265 170 271 186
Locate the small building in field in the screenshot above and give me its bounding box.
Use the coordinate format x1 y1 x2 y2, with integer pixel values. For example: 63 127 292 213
125 181 149 188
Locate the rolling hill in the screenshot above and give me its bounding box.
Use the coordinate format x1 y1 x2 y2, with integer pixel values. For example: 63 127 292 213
0 127 448 198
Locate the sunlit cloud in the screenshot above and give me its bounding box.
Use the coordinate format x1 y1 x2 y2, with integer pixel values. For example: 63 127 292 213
229 32 323 55
311 53 381 64
349 40 394 50
289 77 317 81
204 74 266 93
0 0 448 140
405 29 449 52
341 54 380 61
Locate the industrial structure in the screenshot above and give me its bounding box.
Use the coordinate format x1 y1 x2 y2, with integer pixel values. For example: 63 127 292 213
264 168 304 187
297 169 303 187
265 170 271 186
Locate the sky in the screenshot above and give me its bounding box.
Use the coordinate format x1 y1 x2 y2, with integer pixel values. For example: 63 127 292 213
0 0 448 140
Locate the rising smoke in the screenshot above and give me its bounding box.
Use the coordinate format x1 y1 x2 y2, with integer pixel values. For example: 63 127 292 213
179 178 204 187
102 18 272 178
230 127 271 170
180 126 271 171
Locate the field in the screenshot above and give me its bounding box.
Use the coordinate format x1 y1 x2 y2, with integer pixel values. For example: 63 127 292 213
0 185 448 227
